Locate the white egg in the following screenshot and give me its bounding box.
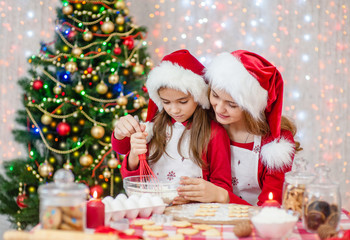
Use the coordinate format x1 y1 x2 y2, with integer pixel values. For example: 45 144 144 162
129 194 140 202
124 198 138 209
151 196 164 206
102 196 114 211
139 195 152 208
116 193 128 201
111 198 125 211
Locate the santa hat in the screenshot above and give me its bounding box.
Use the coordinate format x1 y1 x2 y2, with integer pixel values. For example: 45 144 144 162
205 50 284 139
145 49 210 121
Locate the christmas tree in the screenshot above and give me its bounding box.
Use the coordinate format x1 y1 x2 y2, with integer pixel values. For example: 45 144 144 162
0 0 152 230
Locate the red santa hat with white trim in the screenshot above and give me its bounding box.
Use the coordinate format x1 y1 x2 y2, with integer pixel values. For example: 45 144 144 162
205 50 284 139
145 49 210 122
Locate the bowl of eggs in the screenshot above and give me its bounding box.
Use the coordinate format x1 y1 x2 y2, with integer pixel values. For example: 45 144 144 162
250 207 299 239
102 193 166 224
123 175 180 204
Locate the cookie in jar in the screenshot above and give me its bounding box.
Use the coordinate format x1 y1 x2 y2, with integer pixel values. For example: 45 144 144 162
38 169 89 231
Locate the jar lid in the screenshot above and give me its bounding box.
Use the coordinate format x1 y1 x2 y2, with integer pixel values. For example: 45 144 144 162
285 157 315 184
308 165 339 188
38 169 89 198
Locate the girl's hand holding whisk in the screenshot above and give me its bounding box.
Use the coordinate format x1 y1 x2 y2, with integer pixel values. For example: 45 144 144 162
128 126 148 171
114 115 142 140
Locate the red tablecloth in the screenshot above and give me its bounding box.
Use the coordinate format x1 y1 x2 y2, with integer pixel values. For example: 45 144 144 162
128 209 350 240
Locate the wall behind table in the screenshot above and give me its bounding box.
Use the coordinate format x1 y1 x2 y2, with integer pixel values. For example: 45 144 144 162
0 1 349 222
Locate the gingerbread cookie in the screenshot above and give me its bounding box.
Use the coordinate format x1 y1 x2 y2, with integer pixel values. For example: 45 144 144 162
42 207 62 229
132 219 155 226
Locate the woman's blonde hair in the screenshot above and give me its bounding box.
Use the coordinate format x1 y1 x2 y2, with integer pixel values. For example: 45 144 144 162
243 111 302 152
148 105 212 168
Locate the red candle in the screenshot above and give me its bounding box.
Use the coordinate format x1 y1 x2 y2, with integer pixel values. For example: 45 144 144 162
86 191 105 228
262 192 281 208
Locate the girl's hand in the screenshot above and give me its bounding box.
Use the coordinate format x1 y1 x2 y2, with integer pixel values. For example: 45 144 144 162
172 196 191 205
114 115 145 140
128 131 148 170
177 176 229 203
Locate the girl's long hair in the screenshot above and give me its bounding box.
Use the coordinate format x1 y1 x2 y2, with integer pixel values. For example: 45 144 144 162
243 111 303 152
148 105 212 168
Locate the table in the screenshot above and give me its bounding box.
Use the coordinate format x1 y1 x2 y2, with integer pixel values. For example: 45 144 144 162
129 209 350 240
3 209 350 240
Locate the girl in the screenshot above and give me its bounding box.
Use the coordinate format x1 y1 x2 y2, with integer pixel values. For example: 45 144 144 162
112 49 234 204
178 50 302 206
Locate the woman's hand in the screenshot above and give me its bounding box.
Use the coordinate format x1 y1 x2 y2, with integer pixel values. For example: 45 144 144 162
172 196 191 205
114 115 144 140
177 176 229 203
128 131 148 170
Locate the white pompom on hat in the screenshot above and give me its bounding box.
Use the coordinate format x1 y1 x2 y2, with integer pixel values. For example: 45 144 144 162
145 49 210 121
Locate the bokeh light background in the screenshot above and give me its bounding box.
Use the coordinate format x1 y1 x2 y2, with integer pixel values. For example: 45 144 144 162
0 0 349 215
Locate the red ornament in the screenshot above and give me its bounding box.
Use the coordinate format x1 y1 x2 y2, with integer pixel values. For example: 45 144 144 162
89 185 104 198
123 37 134 50
57 122 71 136
87 66 93 74
33 79 43 90
16 194 28 209
113 47 122 55
142 86 148 93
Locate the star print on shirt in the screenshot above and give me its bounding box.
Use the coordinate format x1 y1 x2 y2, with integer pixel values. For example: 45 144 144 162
232 177 239 186
167 171 176 181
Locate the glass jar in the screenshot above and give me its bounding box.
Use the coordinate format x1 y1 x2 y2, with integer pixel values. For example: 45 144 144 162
302 165 341 233
282 158 315 217
38 169 89 231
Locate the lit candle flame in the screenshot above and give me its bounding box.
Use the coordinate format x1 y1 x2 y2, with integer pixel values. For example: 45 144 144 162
93 191 98 199
268 192 273 200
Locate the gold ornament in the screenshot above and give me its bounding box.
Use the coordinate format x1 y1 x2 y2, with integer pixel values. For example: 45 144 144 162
123 7 129 15
103 168 111 178
53 85 62 95
138 96 146 107
115 1 126 9
141 108 148 122
101 21 115 34
79 153 93 167
63 161 74 170
62 5 73 15
117 96 128 106
96 81 108 94
71 46 83 57
65 61 78 73
83 30 93 41
116 15 125 25
75 82 84 93
145 58 154 68
108 73 119 84
91 125 105 139
133 100 140 109
41 114 52 125
38 161 54 177
133 63 144 75
108 157 119 169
